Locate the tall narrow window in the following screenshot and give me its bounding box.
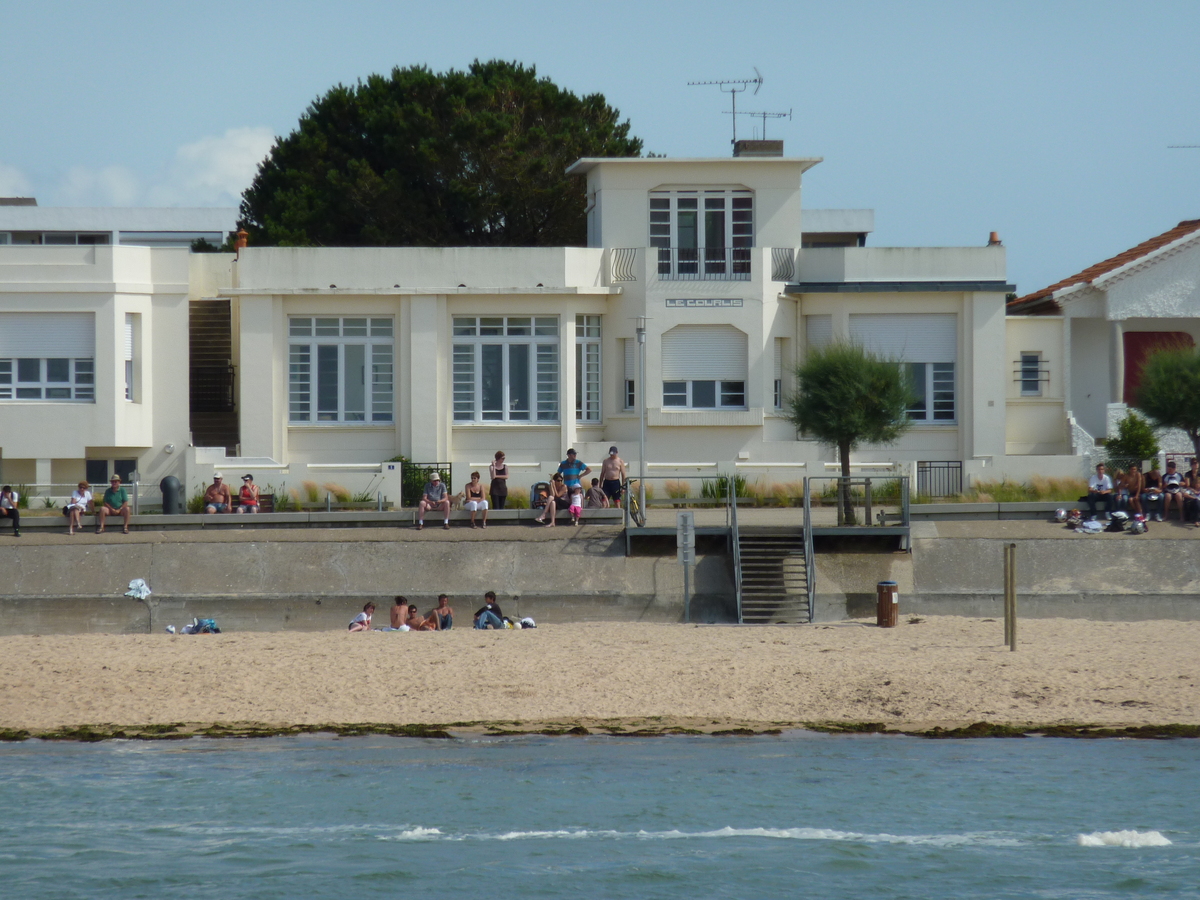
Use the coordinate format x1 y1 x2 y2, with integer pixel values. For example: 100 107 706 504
124 313 135 402
773 337 784 409
452 316 559 423
288 316 393 424
623 338 636 410
1019 352 1042 396
575 315 601 422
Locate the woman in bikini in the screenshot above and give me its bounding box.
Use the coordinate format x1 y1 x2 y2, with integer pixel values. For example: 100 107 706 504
464 472 489 528
536 473 568 527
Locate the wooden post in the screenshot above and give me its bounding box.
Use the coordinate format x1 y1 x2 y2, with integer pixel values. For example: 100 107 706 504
1003 542 1017 651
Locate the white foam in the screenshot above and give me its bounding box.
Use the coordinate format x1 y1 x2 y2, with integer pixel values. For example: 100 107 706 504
390 826 1018 847
1077 830 1172 848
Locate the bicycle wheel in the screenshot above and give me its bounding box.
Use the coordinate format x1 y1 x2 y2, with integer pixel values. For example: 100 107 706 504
627 482 646 527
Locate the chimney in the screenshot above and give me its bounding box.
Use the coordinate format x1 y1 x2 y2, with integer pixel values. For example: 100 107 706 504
235 229 249 254
988 231 1002 246
733 140 783 158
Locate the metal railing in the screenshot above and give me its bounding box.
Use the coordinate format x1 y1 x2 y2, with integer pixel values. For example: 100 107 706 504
917 461 963 498
803 475 910 528
729 475 743 624
655 246 751 281
802 495 816 621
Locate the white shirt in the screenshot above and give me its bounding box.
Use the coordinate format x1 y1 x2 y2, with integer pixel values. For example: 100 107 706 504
69 489 92 509
0 491 17 510
1088 474 1112 492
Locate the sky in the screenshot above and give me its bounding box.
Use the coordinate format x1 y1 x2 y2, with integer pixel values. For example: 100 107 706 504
2 0 1198 295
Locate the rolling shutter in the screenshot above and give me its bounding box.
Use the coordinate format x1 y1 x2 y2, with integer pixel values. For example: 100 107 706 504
124 314 134 362
661 325 747 380
0 313 95 356
805 314 832 350
624 338 635 381
849 313 956 362
773 337 783 382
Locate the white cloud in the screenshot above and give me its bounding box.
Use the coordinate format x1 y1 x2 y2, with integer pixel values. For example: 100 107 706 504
0 161 34 197
56 165 142 206
147 126 276 207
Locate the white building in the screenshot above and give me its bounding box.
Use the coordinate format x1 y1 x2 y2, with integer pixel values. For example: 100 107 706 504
3 149 1090 498
1008 218 1200 454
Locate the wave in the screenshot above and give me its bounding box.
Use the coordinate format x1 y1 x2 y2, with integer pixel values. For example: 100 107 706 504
1077 830 1172 848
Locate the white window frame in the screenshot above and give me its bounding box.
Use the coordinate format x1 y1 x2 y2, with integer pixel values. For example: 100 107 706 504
662 379 746 410
124 313 136 402
0 357 94 401
288 316 394 424
906 362 956 423
649 189 753 278
453 316 559 423
1019 352 1043 396
623 338 636 410
575 315 601 423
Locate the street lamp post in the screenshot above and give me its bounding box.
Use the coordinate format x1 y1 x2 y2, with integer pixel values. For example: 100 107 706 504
636 316 648 518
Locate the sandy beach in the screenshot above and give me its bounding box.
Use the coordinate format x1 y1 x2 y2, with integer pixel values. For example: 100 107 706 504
0 616 1197 737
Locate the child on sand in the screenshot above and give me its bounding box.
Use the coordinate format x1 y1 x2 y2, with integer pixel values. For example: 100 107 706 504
349 602 376 632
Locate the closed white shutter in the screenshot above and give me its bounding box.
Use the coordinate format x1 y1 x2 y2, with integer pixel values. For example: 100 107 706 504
0 313 95 356
849 314 957 362
805 314 832 350
624 338 635 381
124 314 134 361
661 325 747 380
773 337 783 381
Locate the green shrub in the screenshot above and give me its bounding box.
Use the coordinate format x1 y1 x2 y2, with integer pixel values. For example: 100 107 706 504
1105 410 1160 469
701 474 747 499
186 486 206 514
507 487 530 509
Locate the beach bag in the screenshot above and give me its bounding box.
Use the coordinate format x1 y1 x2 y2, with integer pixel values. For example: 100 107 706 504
1066 509 1083 528
189 617 221 634
1106 512 1128 533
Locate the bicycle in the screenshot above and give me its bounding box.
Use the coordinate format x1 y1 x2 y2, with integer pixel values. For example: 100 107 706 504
622 478 646 527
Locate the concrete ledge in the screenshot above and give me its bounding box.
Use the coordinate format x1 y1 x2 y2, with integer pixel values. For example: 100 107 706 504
911 501 1065 521
9 507 626 531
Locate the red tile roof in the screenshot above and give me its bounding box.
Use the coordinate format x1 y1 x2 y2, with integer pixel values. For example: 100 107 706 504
1008 219 1200 315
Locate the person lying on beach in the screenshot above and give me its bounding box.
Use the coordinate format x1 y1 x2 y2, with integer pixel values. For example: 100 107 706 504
390 596 411 629
406 607 437 631
349 602 376 632
431 594 453 630
473 591 504 629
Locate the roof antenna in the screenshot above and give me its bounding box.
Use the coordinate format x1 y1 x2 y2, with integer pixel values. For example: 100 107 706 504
726 108 792 140
688 68 763 145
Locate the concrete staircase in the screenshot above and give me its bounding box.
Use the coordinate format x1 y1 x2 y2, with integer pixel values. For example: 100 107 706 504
737 530 811 624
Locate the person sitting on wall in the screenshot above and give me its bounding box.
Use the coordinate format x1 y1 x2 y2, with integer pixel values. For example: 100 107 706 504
237 474 260 514
464 471 489 529
1163 460 1186 521
1109 467 1126 511
0 485 20 538
349 602 376 632
585 477 609 509
1124 463 1144 515
535 473 567 527
599 446 627 504
1141 464 1164 522
430 594 454 630
416 471 451 531
473 591 504 629
96 474 131 534
203 473 232 514
1086 463 1113 521
66 481 92 535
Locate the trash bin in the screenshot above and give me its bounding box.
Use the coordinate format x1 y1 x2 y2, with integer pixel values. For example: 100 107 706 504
876 581 899 628
160 475 184 515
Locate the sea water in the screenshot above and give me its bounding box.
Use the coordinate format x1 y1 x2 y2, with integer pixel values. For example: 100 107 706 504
0 733 1195 899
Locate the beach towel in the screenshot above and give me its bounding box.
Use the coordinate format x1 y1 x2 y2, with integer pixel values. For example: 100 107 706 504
124 578 151 600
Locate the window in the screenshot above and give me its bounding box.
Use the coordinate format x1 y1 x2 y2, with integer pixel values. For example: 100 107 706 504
650 190 753 279
0 312 95 402
124 313 136 402
661 325 748 410
575 315 601 422
849 314 957 424
288 317 393 423
453 316 559 423
623 338 636 409
0 357 94 400
1019 352 1043 396
773 337 785 409
662 380 746 409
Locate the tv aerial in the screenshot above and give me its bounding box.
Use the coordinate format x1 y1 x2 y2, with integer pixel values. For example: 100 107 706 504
688 68 763 144
726 108 792 140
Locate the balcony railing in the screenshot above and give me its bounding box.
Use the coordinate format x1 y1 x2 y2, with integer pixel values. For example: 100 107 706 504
655 246 751 281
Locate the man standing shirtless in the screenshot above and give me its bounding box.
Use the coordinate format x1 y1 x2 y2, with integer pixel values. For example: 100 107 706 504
599 446 627 504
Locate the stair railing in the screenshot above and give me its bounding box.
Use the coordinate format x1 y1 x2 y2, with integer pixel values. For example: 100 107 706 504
730 475 743 624
803 477 816 622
